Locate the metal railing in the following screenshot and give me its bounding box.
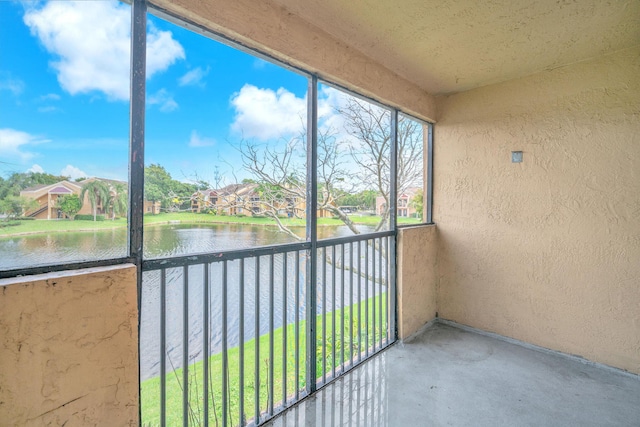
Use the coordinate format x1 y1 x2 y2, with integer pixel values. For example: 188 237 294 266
140 231 395 426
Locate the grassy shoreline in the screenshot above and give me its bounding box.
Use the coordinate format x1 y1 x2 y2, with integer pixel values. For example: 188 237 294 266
0 213 420 238
141 294 388 426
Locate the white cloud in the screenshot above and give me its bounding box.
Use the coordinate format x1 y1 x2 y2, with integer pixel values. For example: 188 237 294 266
188 130 215 147
23 1 185 101
0 128 47 161
38 106 60 113
0 75 25 95
178 66 210 87
27 164 45 173
148 89 178 112
40 93 61 101
60 164 88 180
252 58 269 70
230 84 306 140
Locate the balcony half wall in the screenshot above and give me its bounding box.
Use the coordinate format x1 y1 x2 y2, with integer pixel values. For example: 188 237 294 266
397 224 438 339
0 265 139 426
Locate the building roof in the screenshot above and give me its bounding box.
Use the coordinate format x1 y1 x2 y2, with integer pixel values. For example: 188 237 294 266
49 186 74 194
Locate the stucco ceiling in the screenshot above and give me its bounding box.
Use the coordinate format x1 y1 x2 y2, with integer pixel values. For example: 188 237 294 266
270 0 640 95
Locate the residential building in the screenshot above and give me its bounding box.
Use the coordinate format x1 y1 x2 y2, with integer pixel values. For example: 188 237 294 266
376 187 422 218
20 177 127 219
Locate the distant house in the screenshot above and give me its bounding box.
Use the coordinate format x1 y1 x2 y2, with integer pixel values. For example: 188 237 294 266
375 187 422 218
144 200 162 215
20 181 84 219
191 183 260 215
191 183 336 218
20 177 155 219
190 189 218 213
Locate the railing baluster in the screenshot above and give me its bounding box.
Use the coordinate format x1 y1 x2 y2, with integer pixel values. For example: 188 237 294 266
294 251 300 400
331 244 336 379
372 238 376 352
349 242 354 366
269 254 275 415
222 261 228 426
378 238 382 350
182 265 189 427
386 235 390 345
357 241 362 362
160 269 166 427
239 258 245 426
365 240 370 358
203 263 209 426
282 252 288 406
254 256 260 424
322 247 327 383
340 243 345 373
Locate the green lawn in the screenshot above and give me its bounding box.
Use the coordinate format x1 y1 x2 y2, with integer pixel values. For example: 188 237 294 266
0 217 128 237
141 294 388 427
0 212 420 237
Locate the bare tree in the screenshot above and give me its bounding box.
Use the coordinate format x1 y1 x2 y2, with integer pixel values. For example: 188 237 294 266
237 126 364 238
230 94 424 237
339 97 423 231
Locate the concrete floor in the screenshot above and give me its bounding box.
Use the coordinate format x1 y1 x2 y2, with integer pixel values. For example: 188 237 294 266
264 322 640 427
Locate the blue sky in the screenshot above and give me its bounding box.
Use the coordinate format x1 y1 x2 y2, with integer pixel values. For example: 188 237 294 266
0 0 312 185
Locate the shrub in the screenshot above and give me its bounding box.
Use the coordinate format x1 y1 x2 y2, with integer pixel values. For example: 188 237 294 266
235 214 246 218
75 214 105 221
14 217 35 221
0 221 20 228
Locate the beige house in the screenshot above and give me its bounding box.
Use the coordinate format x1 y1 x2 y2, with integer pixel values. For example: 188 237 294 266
376 187 422 218
191 183 260 215
21 178 127 219
20 181 83 219
192 184 334 218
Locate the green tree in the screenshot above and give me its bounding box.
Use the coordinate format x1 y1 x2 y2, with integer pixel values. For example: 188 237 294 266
80 180 110 221
56 194 82 219
145 164 197 211
0 171 67 199
410 191 424 220
0 195 38 218
108 183 128 219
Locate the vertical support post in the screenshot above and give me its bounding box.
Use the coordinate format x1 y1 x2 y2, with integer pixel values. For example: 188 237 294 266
160 269 166 427
282 252 288 406
254 257 260 424
238 259 245 425
305 75 318 393
389 110 398 341
182 266 189 427
268 254 275 415
128 1 146 424
294 251 300 399
222 261 228 427
203 263 209 426
426 122 434 224
129 0 146 296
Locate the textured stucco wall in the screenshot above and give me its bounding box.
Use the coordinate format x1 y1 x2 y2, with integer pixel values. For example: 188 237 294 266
397 225 437 339
0 265 139 425
434 46 640 374
150 0 436 122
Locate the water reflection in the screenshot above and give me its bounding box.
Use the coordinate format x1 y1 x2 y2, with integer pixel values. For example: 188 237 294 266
0 228 128 269
264 352 388 427
0 221 371 270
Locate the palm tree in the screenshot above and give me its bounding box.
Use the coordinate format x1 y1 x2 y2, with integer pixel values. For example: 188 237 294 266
79 180 110 221
109 183 128 220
